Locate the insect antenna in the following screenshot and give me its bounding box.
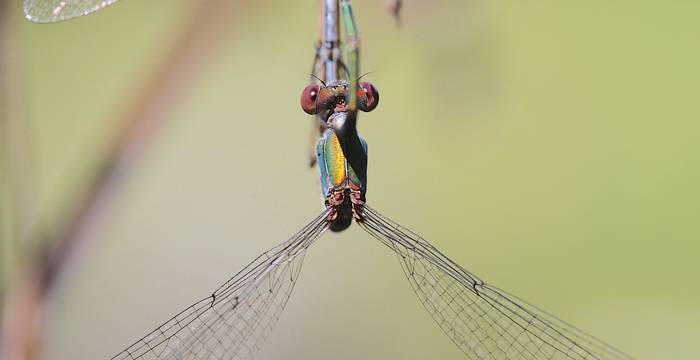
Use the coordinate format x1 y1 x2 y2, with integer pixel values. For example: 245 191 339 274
309 73 327 86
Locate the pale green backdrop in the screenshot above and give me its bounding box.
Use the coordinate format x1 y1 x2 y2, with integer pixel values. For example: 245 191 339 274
4 0 700 359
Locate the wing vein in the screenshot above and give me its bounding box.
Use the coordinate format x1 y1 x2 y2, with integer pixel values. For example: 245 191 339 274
110 209 330 360
359 204 633 360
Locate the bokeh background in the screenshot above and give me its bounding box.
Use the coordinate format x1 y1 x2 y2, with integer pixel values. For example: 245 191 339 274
2 0 699 359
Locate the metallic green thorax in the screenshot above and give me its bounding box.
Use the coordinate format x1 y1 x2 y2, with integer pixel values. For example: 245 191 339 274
316 126 368 200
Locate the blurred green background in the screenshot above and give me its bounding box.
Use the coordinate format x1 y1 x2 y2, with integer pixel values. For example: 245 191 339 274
2 0 699 359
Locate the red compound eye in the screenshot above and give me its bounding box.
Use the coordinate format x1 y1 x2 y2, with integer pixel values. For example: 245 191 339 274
359 82 379 112
300 84 320 114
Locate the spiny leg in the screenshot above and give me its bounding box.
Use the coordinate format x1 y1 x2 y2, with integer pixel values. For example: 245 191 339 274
308 51 326 167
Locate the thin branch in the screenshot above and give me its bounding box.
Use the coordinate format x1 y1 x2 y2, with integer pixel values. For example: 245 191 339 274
1 1 245 359
39 0 242 294
1 0 38 295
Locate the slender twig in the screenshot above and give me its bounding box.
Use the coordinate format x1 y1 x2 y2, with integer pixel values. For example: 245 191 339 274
0 0 11 295
1 1 244 359
1 0 37 294
39 0 242 294
1 2 42 359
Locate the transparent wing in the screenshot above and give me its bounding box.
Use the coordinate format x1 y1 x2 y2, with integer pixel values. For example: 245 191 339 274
111 209 330 360
359 205 634 360
24 0 120 23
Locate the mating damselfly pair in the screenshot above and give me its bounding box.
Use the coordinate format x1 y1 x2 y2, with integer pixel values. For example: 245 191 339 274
24 1 634 359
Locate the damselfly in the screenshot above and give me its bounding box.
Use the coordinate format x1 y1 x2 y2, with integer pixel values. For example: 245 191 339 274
108 1 634 359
